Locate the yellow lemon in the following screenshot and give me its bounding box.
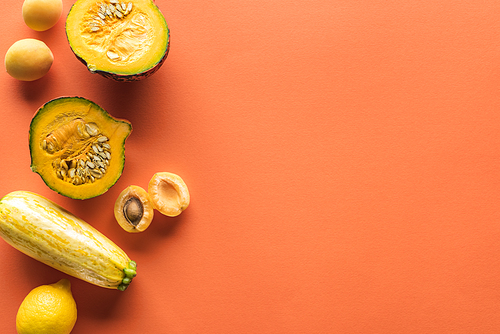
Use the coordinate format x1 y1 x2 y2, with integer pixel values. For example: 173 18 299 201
16 279 77 334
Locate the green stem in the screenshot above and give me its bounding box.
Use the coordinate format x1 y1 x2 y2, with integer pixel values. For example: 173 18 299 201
118 260 137 291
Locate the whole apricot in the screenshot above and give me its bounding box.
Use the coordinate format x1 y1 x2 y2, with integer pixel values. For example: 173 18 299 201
5 39 54 81
22 0 63 31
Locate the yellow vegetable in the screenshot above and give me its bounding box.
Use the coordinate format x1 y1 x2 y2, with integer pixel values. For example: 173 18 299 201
16 279 77 334
65 0 170 81
29 96 132 199
0 191 137 291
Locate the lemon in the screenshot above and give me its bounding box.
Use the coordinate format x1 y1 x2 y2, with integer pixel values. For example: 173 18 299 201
16 279 77 334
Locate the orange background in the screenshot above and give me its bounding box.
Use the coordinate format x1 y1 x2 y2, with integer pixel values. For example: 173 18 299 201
1 0 500 333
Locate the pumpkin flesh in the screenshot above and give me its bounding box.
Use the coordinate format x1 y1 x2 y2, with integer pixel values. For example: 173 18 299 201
29 97 132 199
66 0 169 80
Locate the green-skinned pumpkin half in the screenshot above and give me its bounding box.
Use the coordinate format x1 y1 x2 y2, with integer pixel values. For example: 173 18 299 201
65 0 170 81
29 97 132 199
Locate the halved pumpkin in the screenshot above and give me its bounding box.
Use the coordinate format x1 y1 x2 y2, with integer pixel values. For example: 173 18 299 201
29 96 132 199
65 0 169 81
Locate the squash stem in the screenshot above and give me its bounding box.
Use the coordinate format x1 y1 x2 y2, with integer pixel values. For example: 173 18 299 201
118 260 137 291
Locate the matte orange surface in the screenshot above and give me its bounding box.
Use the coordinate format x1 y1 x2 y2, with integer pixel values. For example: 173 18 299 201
1 0 500 333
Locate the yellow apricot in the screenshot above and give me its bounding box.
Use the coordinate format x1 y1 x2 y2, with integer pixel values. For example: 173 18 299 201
5 39 54 81
114 185 155 233
22 0 63 31
148 172 190 217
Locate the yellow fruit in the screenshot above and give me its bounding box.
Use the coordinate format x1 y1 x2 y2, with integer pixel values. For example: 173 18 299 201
114 185 154 233
5 39 54 81
22 0 63 31
16 279 77 334
148 172 190 217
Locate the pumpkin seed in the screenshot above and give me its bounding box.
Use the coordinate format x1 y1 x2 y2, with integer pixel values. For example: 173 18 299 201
85 123 99 136
60 160 68 170
91 169 103 178
77 123 91 138
46 142 55 153
107 51 120 60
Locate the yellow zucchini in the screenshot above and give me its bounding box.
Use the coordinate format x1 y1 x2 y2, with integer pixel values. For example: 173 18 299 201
0 191 136 291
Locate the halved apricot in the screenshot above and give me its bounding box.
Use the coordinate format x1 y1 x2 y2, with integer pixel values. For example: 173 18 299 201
148 172 190 217
114 185 154 232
